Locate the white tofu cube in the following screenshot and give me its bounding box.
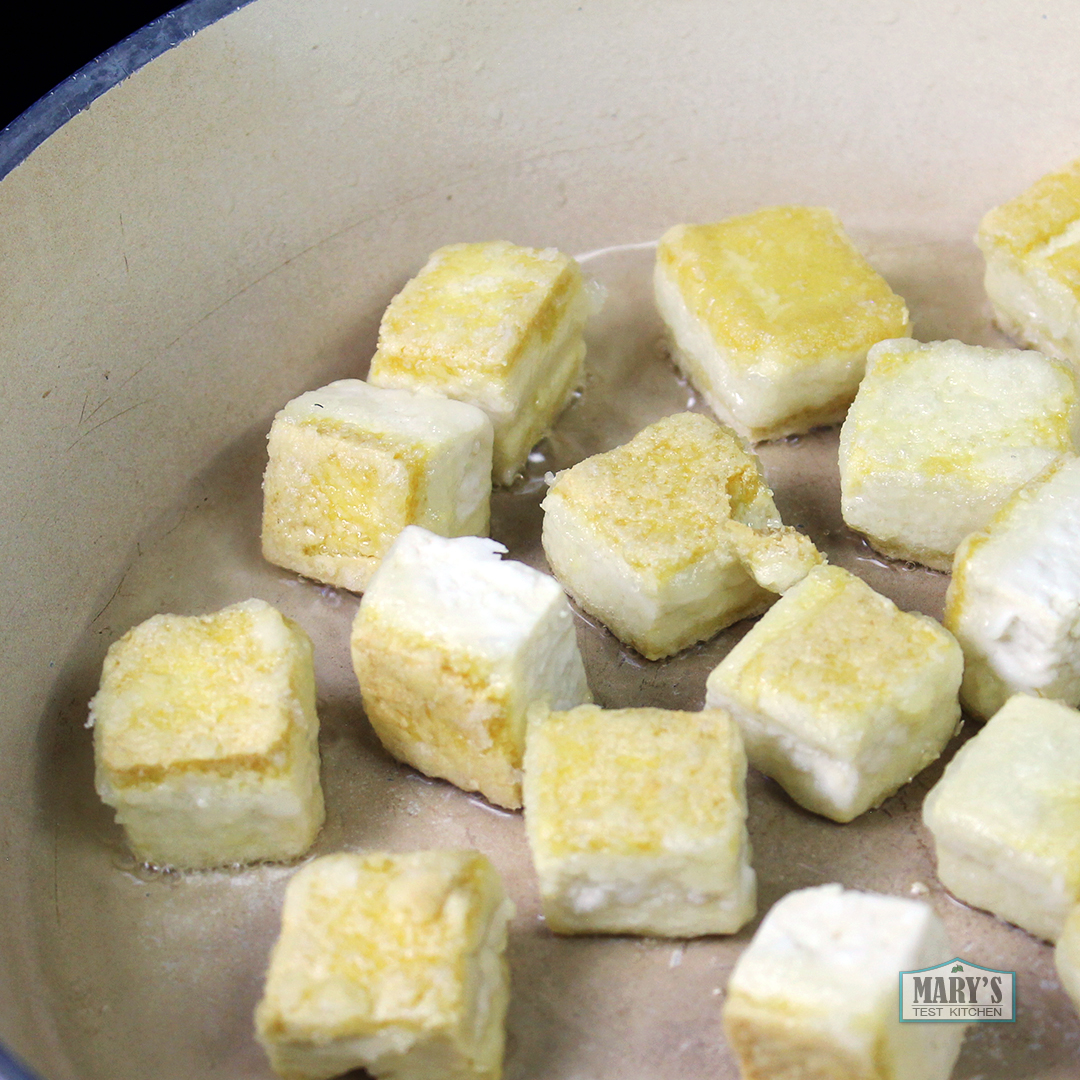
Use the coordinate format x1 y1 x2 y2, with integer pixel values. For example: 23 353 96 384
255 850 514 1080
540 412 822 661
522 704 755 936
946 454 1080 720
368 241 594 486
923 694 1080 942
705 565 962 823
89 599 324 870
262 379 493 593
654 206 910 442
350 526 591 809
1056 906 1080 1017
839 337 1080 570
723 884 965 1080
978 157 1080 368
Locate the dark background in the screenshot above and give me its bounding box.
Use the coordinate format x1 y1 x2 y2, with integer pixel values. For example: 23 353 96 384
1 4 180 133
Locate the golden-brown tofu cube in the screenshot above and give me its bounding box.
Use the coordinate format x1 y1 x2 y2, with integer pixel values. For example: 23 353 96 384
523 704 755 936
655 206 909 442
255 850 514 1080
262 378 493 592
706 565 962 823
979 157 1080 367
923 694 1080 942
541 411 821 660
368 241 593 485
90 598 324 870
839 337 1079 570
351 527 591 810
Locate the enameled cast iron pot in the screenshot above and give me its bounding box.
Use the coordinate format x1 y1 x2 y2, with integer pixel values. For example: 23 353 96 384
2 3 1079 1077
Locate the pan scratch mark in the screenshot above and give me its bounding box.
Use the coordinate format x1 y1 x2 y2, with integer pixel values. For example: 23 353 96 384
123 253 130 275
115 361 149 393
79 390 91 425
90 572 126 625
67 400 150 452
84 395 113 423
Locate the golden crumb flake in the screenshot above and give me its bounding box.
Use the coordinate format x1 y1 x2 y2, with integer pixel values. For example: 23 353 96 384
373 242 581 382
94 605 297 777
656 207 907 364
528 706 741 858
548 412 776 576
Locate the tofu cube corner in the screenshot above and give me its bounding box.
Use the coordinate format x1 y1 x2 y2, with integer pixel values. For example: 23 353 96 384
89 598 324 870
255 850 514 1080
839 337 1080 570
368 241 594 486
978 157 1080 368
522 704 755 937
351 526 591 809
923 694 1080 943
706 564 962 823
540 411 822 661
654 205 909 442
1056 906 1080 1017
723 884 965 1080
946 454 1080 720
262 379 493 593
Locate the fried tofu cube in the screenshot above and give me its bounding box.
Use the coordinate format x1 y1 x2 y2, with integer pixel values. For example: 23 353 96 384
945 455 1080 720
839 337 1080 570
705 565 962 823
255 850 514 1080
351 526 591 810
1056 906 1080 1017
367 241 594 486
261 379 493 593
922 694 1080 942
540 412 822 661
979 157 1080 368
723 884 965 1080
89 599 324 870
654 206 910 442
522 704 755 936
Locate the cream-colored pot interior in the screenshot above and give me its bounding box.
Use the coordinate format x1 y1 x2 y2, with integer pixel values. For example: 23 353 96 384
2 1 1080 1077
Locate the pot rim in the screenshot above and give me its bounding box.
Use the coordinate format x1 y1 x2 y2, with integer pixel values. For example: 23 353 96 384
0 8 251 1080
0 0 252 182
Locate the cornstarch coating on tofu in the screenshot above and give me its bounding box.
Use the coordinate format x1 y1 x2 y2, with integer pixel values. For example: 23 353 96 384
839 337 1080 570
89 598 324 870
368 241 596 486
541 411 822 660
351 526 591 810
723 884 966 1080
946 454 1080 719
923 694 1080 943
255 850 514 1080
261 378 493 592
654 205 910 442
523 704 755 936
979 156 1080 368
706 564 962 823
